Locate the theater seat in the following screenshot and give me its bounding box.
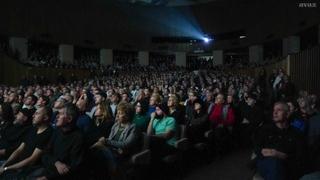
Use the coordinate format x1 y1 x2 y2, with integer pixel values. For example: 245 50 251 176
253 172 264 180
161 125 190 179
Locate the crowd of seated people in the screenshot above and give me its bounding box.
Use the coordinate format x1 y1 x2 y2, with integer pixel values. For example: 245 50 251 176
0 59 319 180
74 48 100 70
149 53 175 69
113 50 138 66
187 56 214 70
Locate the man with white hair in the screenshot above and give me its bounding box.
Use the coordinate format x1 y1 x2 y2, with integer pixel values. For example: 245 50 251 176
253 102 305 180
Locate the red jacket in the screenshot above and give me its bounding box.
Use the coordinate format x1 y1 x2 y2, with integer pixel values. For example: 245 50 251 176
209 103 235 127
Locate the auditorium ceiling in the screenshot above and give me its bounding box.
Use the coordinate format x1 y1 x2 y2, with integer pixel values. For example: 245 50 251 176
116 0 217 6
0 0 319 51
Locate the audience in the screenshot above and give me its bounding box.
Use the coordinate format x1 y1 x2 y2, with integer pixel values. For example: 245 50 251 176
0 46 319 180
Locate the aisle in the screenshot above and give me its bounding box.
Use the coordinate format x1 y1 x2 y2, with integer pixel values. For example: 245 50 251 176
184 149 254 180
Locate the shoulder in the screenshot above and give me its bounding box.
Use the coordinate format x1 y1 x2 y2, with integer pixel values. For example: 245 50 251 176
288 126 304 138
70 128 84 140
127 123 136 130
258 123 275 133
164 117 176 125
309 114 320 124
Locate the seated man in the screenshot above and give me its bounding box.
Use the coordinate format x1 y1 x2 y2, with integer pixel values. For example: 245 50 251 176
0 107 53 179
0 108 33 159
29 104 83 180
253 102 305 180
147 103 176 161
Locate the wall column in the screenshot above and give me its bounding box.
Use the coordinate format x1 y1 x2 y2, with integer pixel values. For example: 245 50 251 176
249 45 263 63
175 52 186 67
100 49 113 65
318 24 320 44
283 36 300 56
138 51 149 66
59 44 74 64
212 50 223 65
9 37 28 61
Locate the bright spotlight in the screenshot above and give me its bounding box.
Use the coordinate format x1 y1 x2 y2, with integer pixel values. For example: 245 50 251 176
202 36 212 43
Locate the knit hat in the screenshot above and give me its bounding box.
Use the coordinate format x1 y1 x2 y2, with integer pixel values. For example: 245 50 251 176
156 103 170 115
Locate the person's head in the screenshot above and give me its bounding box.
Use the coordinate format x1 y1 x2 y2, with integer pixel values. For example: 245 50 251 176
110 93 120 104
215 93 225 105
36 95 49 108
94 103 112 122
246 93 256 106
11 103 21 115
194 101 202 110
63 94 74 104
76 97 88 112
155 103 169 119
136 90 145 101
121 93 130 103
149 94 161 106
24 95 38 106
227 95 234 104
94 91 107 105
116 103 134 124
188 91 198 102
7 92 18 104
32 106 52 126
46 89 54 97
287 100 298 116
206 91 214 102
297 97 311 110
15 108 32 125
309 94 318 111
135 101 148 115
144 88 150 97
56 104 79 128
167 94 178 108
273 102 289 123
53 97 66 110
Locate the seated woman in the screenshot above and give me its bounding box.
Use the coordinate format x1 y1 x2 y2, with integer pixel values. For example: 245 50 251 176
208 93 235 155
147 103 176 162
187 99 208 144
90 103 138 176
85 103 114 148
132 100 149 132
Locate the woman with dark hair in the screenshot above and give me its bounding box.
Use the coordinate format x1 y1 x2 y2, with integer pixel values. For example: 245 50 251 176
132 100 149 132
187 99 208 144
